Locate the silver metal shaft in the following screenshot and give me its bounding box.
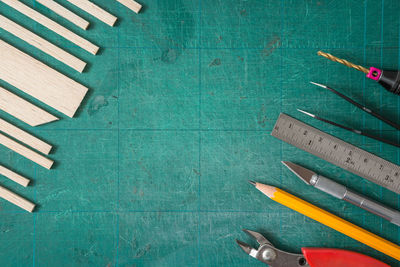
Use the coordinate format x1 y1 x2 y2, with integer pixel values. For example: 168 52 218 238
310 174 400 226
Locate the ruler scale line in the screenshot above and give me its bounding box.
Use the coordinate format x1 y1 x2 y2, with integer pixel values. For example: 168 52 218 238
272 113 400 194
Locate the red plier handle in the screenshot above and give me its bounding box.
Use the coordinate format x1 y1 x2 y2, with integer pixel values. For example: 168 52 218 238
302 248 390 267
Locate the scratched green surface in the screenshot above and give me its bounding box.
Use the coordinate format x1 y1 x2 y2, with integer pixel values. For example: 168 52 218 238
0 0 400 266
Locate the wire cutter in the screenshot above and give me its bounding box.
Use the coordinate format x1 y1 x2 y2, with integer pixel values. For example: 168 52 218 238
236 229 389 267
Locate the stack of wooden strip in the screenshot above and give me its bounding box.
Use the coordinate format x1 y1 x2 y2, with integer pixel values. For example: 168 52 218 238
0 118 53 212
0 0 143 212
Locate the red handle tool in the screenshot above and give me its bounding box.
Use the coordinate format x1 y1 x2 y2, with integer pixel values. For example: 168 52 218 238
302 248 390 267
237 229 390 267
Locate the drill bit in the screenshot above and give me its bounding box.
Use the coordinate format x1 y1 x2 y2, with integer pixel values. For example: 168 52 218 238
317 51 369 74
317 51 400 95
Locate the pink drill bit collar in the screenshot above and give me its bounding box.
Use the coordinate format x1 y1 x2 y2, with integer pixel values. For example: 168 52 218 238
367 67 382 81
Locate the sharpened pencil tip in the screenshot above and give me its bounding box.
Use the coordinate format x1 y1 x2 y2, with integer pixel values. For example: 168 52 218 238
297 109 315 118
248 180 256 186
310 81 327 88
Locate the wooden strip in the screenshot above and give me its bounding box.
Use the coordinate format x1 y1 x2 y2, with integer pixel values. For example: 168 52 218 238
36 0 90 30
0 165 30 187
0 40 89 118
67 0 117 26
0 185 35 212
0 118 52 155
0 0 99 55
0 86 59 127
0 14 87 72
0 133 54 169
116 0 142 14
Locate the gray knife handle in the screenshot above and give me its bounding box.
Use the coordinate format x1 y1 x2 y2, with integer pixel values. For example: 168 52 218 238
311 174 400 227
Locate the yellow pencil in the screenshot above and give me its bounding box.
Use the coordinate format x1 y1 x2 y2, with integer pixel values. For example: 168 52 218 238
250 181 400 261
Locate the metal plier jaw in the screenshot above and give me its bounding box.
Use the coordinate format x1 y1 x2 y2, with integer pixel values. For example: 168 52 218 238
236 229 309 267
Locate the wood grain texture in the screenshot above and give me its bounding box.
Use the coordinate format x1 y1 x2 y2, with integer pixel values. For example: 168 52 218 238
0 165 30 187
0 14 87 72
0 86 58 126
0 40 89 118
67 0 117 26
116 0 142 14
0 118 52 155
0 185 35 212
36 0 90 30
0 133 54 169
254 182 276 197
0 0 99 54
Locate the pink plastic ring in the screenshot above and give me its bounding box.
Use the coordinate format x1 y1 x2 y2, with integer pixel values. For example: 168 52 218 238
366 67 382 81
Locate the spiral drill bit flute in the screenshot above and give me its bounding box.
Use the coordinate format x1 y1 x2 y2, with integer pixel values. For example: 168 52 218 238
318 51 400 95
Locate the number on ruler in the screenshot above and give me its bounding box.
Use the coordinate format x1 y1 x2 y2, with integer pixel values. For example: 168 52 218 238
271 113 400 194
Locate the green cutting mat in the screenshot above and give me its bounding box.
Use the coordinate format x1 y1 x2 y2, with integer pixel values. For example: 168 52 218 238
1 0 400 266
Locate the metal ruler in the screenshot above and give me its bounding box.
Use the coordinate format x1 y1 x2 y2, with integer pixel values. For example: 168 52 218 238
272 113 400 194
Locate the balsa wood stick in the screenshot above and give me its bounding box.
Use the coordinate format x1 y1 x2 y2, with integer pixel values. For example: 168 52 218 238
250 182 400 261
0 118 52 155
0 133 54 169
36 0 90 30
0 185 35 212
0 14 86 72
116 0 142 14
0 165 30 187
66 0 117 26
0 40 88 118
0 86 58 126
0 0 99 54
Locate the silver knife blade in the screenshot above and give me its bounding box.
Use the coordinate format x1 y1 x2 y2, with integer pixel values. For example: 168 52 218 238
281 161 315 185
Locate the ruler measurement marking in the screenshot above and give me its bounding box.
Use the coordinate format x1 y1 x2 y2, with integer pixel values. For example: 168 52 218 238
271 113 400 194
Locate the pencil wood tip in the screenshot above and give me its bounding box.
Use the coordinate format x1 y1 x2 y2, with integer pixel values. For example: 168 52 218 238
254 183 277 198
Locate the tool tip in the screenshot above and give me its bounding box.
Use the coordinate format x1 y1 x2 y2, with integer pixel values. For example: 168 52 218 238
310 81 327 88
297 109 315 118
236 239 252 254
248 180 256 186
281 161 314 185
